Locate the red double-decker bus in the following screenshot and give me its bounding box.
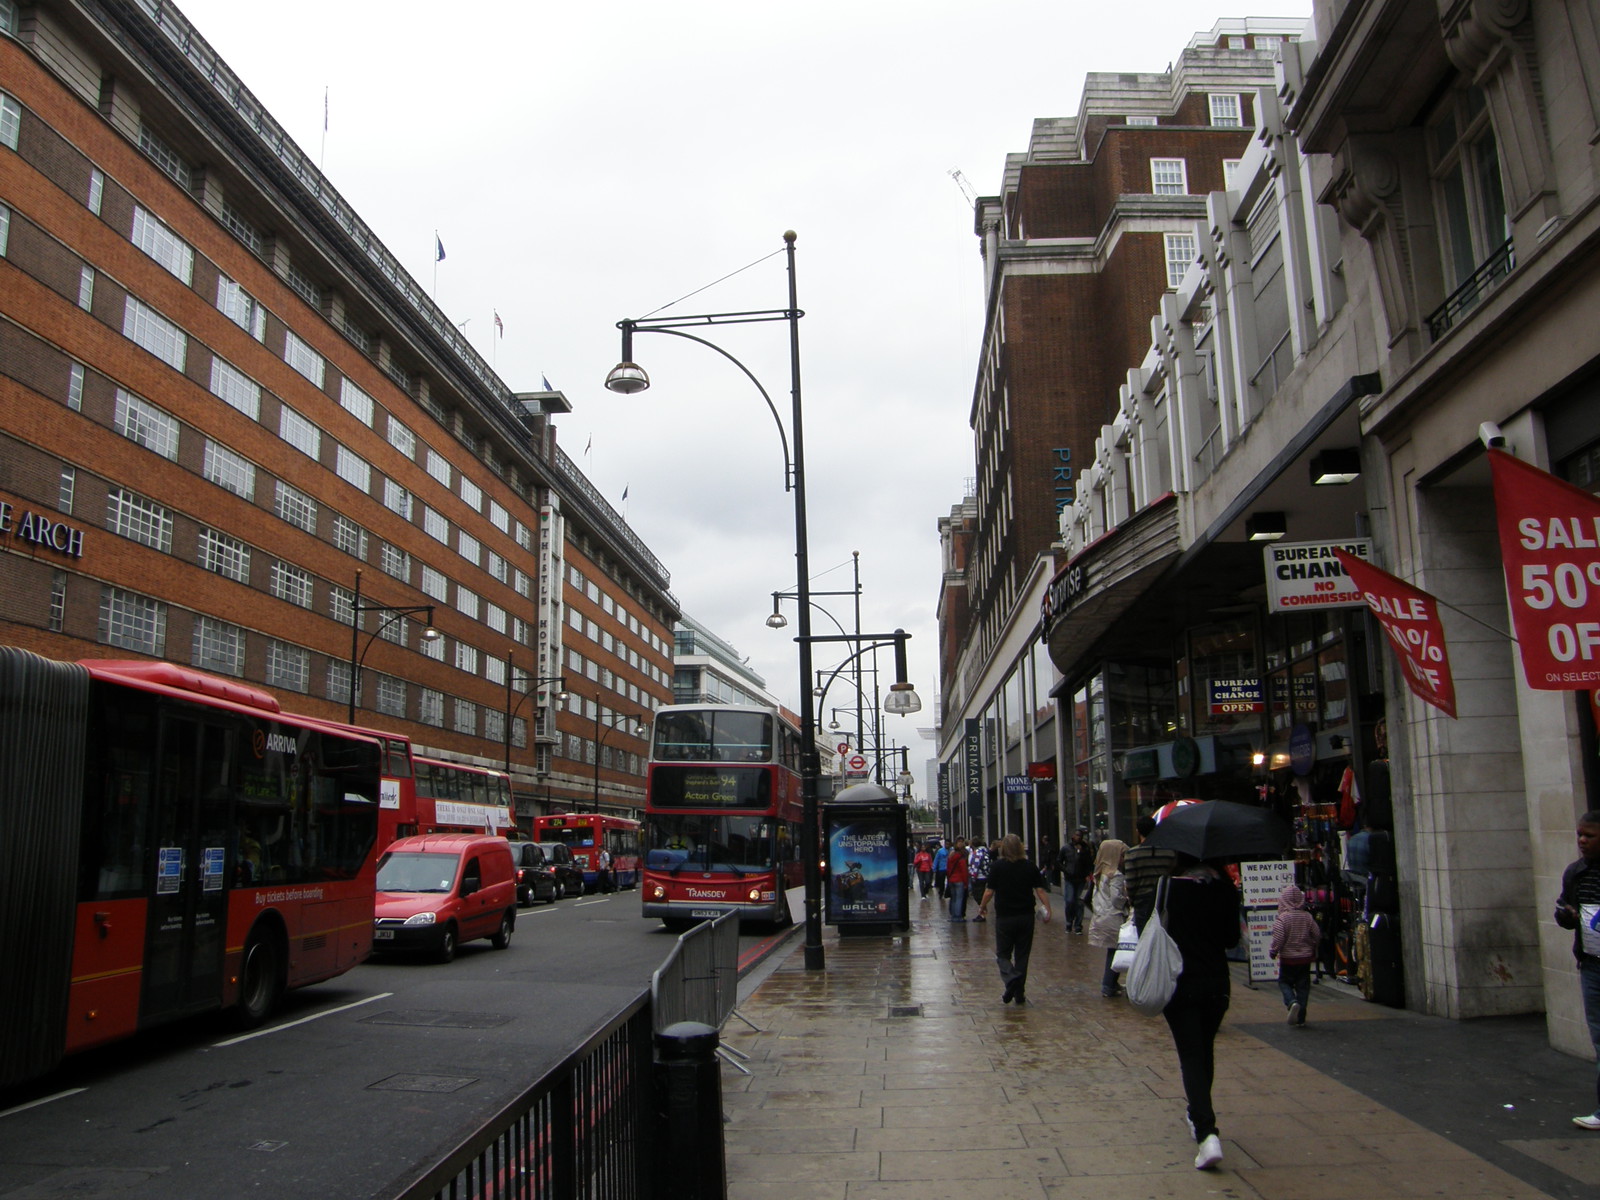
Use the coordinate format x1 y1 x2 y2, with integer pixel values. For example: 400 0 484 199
641 704 804 929
0 649 388 1088
531 812 641 890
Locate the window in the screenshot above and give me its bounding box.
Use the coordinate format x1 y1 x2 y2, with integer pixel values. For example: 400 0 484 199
49 571 66 632
0 92 20 150
274 480 317 533
1208 94 1243 127
456 587 479 621
192 616 245 676
58 464 75 514
207 357 260 418
375 676 406 718
123 297 187 370
87 169 104 215
455 643 479 674
131 207 194 283
377 612 409 648
332 513 368 559
107 488 172 551
421 634 444 662
1151 159 1188 195
279 407 321 459
114 389 179 459
100 587 166 655
484 709 505 743
386 416 415 459
380 542 410 581
1429 86 1511 296
460 476 482 510
516 522 532 550
420 688 444 727
568 607 583 631
335 445 371 493
458 531 481 565
199 528 250 582
265 640 310 692
425 448 451 487
137 122 191 189
586 581 600 603
203 439 256 499
283 330 325 386
0 202 9 256
285 260 321 309
219 196 263 254
1164 232 1197 288
423 506 448 543
383 478 413 519
487 603 506 633
489 500 510 533
421 564 449 601
453 699 477 735
1127 115 1158 127
77 265 94 311
217 276 266 340
488 551 508 583
330 586 354 627
270 561 313 608
326 659 352 706
1223 159 1242 189
339 377 374 425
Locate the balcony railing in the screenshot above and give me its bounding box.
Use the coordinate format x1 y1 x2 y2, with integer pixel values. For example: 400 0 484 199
1427 239 1515 341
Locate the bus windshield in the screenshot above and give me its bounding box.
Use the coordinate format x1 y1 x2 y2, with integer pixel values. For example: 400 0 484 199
376 851 459 893
653 710 772 762
645 814 778 874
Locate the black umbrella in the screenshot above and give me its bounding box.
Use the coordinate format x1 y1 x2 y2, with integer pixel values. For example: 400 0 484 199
1143 800 1291 861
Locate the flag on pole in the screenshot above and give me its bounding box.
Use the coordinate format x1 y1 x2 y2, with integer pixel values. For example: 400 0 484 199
435 234 446 262
323 86 329 131
622 485 629 502
541 374 553 391
584 435 592 455
493 311 504 337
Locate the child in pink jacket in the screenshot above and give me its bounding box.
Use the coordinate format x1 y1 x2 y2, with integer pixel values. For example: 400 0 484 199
1270 883 1321 1026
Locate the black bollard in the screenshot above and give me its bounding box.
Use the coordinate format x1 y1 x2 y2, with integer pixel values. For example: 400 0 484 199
653 1021 725 1200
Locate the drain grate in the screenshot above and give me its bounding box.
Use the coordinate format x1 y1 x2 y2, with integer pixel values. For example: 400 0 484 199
887 1005 924 1018
368 1073 478 1094
360 1010 510 1029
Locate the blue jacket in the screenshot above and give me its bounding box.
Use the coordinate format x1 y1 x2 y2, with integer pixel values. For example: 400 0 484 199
933 847 948 871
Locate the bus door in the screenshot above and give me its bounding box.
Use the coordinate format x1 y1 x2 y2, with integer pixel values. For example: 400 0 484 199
142 714 232 1022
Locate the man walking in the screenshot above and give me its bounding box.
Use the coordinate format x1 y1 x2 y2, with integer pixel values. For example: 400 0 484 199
1123 814 1179 912
933 840 949 900
947 838 971 921
1555 809 1600 1130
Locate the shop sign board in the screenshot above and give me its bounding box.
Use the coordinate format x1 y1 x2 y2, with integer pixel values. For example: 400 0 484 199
1002 774 1032 793
1263 539 1371 612
1208 678 1263 715
1241 861 1296 983
1334 549 1457 718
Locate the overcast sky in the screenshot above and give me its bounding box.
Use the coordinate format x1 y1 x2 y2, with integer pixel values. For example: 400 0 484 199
174 0 1309 772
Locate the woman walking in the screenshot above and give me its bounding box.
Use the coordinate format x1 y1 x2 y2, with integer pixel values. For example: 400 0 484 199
1134 855 1241 1171
977 834 1051 1005
1086 838 1128 998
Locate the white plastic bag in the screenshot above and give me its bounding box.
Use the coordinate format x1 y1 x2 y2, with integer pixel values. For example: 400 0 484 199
1125 878 1183 1016
1110 916 1139 973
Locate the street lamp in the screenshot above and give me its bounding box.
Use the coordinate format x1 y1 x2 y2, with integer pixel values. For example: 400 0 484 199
605 232 829 968
347 568 438 725
593 708 649 812
504 653 566 773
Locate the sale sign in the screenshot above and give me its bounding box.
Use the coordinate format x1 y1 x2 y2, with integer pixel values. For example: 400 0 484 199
1489 449 1600 690
1333 549 1457 718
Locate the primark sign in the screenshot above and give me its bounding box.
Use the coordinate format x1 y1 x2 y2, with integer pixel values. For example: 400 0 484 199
0 500 85 558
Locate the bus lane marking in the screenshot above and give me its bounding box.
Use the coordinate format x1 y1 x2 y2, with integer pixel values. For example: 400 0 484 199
0 1088 87 1119
574 896 612 907
210 992 394 1048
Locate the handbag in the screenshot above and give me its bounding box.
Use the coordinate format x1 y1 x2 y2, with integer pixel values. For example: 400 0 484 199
1125 876 1184 1016
1110 915 1139 973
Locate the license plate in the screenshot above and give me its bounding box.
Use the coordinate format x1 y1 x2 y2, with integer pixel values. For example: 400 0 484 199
689 909 723 919
373 928 395 940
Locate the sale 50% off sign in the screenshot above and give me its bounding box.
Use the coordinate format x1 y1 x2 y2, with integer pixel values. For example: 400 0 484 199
1334 549 1457 717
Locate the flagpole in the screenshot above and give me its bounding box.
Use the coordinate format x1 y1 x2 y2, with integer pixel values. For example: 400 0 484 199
432 231 437 299
319 86 327 169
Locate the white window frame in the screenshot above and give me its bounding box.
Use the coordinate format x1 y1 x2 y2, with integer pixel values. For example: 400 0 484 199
279 406 322 460
274 480 317 533
425 448 451 487
209 357 261 419
1164 232 1197 288
423 506 449 543
1151 158 1188 195
216 275 266 340
283 329 325 386
270 561 314 609
203 439 256 500
107 487 172 551
192 616 244 676
335 445 371 493
383 478 413 520
131 206 194 284
339 376 375 426
386 416 415 459
114 389 180 460
101 586 166 655
199 527 251 582
1208 93 1243 127
123 296 187 371
265 640 310 692
0 92 20 150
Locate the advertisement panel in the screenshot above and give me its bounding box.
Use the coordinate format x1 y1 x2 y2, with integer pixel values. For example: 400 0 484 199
824 807 906 926
1263 539 1371 613
1334 549 1457 718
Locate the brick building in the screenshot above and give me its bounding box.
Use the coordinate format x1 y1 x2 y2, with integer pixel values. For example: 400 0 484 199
937 18 1302 850
0 0 674 826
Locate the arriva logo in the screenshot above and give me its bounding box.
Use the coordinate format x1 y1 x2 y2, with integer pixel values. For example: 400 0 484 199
265 731 299 755
685 888 726 899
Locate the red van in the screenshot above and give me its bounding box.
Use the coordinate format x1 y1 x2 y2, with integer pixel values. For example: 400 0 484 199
373 833 517 962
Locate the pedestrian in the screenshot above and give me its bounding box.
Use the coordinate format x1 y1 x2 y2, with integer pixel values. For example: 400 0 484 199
1269 883 1320 1026
1134 854 1241 1171
1063 830 1094 932
1086 838 1128 998
968 838 991 921
947 837 971 920
596 845 614 893
1554 808 1600 1130
933 840 949 900
976 833 1051 1005
913 844 934 898
1123 814 1179 912
1041 837 1060 887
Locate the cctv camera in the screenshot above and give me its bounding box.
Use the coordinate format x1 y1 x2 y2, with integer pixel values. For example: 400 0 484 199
1478 422 1508 450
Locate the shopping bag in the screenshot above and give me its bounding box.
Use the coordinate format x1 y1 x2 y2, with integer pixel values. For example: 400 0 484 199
1125 878 1183 1016
1110 916 1139 974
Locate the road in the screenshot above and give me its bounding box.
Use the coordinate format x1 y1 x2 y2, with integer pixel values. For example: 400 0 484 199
0 890 791 1200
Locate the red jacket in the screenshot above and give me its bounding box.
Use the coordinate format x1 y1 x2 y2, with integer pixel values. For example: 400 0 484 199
947 849 970 885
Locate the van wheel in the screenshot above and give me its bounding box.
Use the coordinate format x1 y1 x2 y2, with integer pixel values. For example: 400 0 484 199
234 930 284 1027
437 924 458 963
492 911 513 950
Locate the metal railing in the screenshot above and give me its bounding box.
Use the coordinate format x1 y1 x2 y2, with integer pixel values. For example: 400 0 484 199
651 912 756 1073
389 992 656 1200
1427 238 1515 340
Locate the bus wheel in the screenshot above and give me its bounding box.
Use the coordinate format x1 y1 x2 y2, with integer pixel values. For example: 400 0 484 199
235 930 284 1027
437 924 458 963
492 911 513 950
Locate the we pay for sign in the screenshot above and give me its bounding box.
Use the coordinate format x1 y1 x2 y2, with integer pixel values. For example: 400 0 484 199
1334 549 1457 718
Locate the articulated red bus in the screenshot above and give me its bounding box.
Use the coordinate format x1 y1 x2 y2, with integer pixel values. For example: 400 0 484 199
641 704 804 929
404 756 515 845
0 650 386 1087
531 812 641 890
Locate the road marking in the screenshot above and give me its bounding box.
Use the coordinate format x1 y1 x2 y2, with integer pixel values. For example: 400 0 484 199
574 896 612 907
211 991 394 1048
0 1088 86 1119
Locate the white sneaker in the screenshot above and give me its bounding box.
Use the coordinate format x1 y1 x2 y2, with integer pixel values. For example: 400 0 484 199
1574 1113 1600 1131
1194 1134 1223 1170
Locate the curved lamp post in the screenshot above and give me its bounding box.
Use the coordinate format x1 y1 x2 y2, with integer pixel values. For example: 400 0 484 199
594 709 650 812
605 232 832 968
504 654 566 774
347 567 438 725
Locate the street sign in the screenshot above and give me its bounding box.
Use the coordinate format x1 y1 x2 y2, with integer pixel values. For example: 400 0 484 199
844 753 869 777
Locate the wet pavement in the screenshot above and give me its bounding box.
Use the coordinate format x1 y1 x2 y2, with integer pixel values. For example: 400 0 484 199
723 891 1600 1199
